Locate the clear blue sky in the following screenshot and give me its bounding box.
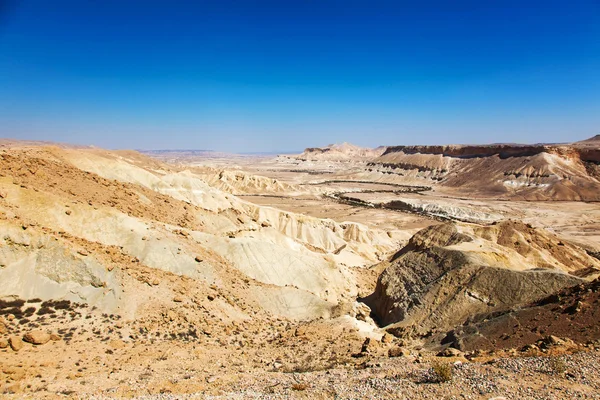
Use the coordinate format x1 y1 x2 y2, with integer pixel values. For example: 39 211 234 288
0 0 598 152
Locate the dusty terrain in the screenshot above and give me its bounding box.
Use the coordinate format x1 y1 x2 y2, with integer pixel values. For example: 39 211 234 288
1 138 600 399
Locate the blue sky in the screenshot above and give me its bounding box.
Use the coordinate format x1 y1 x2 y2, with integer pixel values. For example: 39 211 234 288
0 0 599 152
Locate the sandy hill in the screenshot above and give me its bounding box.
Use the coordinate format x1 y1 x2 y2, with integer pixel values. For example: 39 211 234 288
294 143 387 161
574 134 600 146
190 166 317 196
0 145 402 323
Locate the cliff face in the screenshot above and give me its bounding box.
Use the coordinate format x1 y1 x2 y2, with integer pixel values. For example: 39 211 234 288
381 143 600 162
370 140 600 201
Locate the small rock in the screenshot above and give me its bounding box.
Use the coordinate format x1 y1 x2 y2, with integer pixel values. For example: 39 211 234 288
0 338 8 348
65 210 72 215
388 346 410 357
9 336 23 351
50 333 62 341
295 326 308 337
195 256 203 263
173 295 184 303
273 361 283 370
381 333 394 344
521 344 539 352
437 347 463 357
23 331 52 345
0 321 7 334
167 310 177 321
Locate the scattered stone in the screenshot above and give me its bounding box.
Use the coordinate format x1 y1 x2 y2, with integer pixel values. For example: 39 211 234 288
381 333 394 344
566 300 584 314
521 344 539 352
437 347 463 357
9 336 23 351
167 310 177 321
23 331 52 345
388 346 410 357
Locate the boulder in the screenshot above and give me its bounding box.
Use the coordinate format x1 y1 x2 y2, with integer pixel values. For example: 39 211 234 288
9 336 23 351
23 331 52 345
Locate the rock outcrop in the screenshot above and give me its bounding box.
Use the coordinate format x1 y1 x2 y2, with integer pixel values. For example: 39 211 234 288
365 222 595 336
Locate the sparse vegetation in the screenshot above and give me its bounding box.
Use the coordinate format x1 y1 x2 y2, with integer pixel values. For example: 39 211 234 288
430 361 453 383
548 357 567 375
291 383 308 391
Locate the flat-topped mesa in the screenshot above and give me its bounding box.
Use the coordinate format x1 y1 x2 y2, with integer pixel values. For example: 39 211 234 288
381 144 571 159
368 139 600 201
380 138 600 162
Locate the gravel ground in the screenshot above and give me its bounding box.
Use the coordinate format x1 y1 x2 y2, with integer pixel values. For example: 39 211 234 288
71 350 600 400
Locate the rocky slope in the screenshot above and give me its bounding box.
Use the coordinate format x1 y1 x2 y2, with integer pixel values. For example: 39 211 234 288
368 138 600 200
439 277 600 353
365 221 599 337
190 167 315 196
0 144 400 322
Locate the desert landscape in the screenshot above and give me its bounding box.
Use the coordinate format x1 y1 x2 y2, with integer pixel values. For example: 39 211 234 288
1 137 600 399
1 2 599 398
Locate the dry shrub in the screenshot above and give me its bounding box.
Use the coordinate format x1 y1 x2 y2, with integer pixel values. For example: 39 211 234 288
548 357 567 375
291 383 308 391
430 361 453 383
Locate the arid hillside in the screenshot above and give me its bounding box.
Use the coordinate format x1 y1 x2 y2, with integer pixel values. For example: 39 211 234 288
1 141 600 398
370 139 600 200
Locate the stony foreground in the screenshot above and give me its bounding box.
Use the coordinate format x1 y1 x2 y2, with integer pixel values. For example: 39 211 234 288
2 309 600 400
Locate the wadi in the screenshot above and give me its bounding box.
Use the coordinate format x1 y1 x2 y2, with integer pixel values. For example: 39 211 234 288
0 137 599 398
